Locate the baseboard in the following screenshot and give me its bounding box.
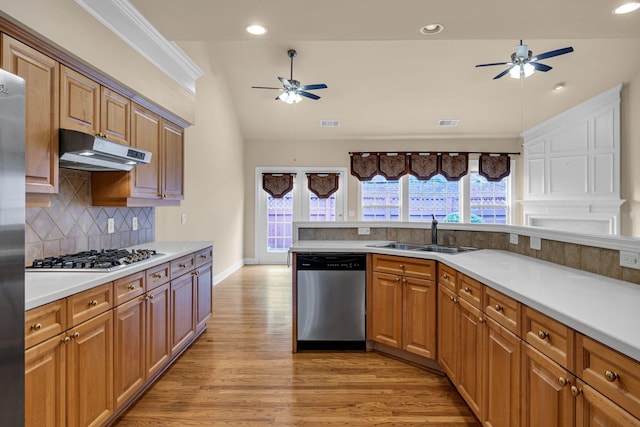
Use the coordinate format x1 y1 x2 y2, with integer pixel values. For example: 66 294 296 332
213 259 245 285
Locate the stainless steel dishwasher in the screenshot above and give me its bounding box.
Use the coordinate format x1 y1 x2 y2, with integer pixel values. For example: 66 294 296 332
296 253 366 350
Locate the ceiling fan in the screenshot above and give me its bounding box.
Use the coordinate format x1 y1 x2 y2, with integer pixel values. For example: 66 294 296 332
252 49 327 104
476 40 574 80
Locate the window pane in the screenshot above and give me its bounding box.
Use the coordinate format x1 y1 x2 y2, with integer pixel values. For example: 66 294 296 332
267 192 293 252
408 175 460 222
362 176 401 221
310 194 336 221
469 173 508 224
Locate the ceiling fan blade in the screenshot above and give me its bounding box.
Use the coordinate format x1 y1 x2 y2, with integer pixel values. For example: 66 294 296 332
298 90 321 100
251 86 283 90
493 68 512 80
529 62 552 72
278 77 293 89
532 47 574 61
475 62 510 68
300 83 327 90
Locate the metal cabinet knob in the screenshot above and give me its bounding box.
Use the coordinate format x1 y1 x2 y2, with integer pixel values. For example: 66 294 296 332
89 300 98 307
495 304 503 312
443 273 449 279
72 332 80 338
128 284 136 290
538 330 549 339
558 377 570 387
152 273 162 279
604 370 619 383
62 336 71 344
179 263 187 268
31 323 42 330
570 386 582 397
464 287 471 293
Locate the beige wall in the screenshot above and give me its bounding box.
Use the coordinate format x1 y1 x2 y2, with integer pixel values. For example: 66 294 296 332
620 70 640 236
243 137 521 259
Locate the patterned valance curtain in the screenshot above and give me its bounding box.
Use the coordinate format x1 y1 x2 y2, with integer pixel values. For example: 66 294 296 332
408 153 439 180
479 153 511 181
378 153 409 180
439 153 468 181
350 153 379 181
307 173 340 198
262 173 295 198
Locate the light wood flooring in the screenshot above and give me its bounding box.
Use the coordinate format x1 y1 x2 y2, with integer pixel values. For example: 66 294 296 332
114 265 479 426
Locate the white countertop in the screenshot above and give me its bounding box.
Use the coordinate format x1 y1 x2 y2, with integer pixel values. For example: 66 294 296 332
25 241 213 311
290 240 640 362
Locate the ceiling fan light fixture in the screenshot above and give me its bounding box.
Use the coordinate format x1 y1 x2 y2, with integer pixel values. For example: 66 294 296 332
245 24 267 35
509 63 535 79
419 23 444 35
613 2 640 14
278 91 302 104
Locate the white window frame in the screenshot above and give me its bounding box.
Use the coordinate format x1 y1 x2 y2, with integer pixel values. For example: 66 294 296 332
255 166 348 264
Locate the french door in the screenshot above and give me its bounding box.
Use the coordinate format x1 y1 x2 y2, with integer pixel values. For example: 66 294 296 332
255 167 347 264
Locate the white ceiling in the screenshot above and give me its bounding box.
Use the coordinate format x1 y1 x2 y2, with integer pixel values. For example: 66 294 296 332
129 0 640 142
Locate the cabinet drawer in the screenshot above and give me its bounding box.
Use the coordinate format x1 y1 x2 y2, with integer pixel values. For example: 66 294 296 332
25 300 66 349
170 254 196 278
114 271 146 305
438 263 457 292
195 246 213 267
577 334 640 419
67 282 113 327
146 262 170 290
484 287 520 337
523 307 574 371
372 254 435 280
457 274 483 308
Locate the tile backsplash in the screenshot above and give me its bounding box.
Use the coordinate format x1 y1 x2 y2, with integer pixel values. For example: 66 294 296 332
25 169 154 265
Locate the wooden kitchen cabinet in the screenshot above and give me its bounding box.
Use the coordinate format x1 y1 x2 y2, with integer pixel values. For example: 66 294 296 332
437 284 458 381
161 119 184 201
60 65 100 136
370 271 403 348
458 297 484 419
574 380 640 427
1 35 59 203
521 342 573 427
195 262 213 332
66 310 114 427
170 272 196 356
403 277 437 359
25 333 66 427
114 296 146 408
146 282 172 379
130 103 162 199
101 86 130 145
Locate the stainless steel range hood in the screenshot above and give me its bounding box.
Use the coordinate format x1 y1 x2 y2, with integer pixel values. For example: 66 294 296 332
59 129 151 172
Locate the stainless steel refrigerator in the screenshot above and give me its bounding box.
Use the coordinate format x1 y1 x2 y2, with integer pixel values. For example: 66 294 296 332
0 68 26 425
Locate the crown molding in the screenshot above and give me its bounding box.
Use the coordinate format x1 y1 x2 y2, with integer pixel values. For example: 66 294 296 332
74 0 203 95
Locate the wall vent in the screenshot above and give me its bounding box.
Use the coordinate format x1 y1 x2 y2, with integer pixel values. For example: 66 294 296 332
438 119 459 127
320 120 341 127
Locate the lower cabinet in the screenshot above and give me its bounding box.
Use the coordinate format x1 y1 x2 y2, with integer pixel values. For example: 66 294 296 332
195 262 213 332
114 296 146 408
437 285 458 381
146 282 172 379
370 272 403 348
66 310 114 427
457 298 484 419
575 380 640 427
170 272 196 356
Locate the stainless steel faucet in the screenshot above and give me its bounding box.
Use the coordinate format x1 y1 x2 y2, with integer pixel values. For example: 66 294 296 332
431 214 438 245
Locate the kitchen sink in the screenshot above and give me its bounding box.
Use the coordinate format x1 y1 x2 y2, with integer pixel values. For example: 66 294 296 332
368 242 478 254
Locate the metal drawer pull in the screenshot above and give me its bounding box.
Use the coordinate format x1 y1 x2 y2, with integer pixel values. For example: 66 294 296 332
152 273 162 279
570 386 582 397
558 377 569 387
89 300 98 307
128 284 136 290
464 287 471 293
31 323 42 330
604 370 619 383
179 263 187 268
538 330 549 339
200 254 208 259
443 273 449 279
494 304 503 312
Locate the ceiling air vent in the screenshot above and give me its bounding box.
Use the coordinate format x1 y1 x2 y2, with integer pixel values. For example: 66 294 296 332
320 120 340 128
438 119 459 127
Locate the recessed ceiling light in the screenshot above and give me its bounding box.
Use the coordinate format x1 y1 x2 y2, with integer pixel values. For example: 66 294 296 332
554 82 566 91
245 24 267 35
419 23 444 35
613 2 640 14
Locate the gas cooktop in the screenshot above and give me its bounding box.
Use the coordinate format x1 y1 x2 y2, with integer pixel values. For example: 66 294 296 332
26 248 162 272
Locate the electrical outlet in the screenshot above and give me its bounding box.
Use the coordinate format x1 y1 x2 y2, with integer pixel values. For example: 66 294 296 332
132 216 138 231
358 227 370 235
181 213 187 224
509 233 518 245
620 251 640 269
107 218 115 234
530 236 541 251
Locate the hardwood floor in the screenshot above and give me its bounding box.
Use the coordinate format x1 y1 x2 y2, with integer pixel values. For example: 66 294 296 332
114 265 479 426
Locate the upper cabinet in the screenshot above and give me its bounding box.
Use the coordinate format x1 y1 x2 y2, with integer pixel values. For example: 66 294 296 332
1 35 59 203
130 103 162 199
161 120 184 201
60 65 130 145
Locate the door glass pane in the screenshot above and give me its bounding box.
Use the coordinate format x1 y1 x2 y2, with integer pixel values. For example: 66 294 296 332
267 192 293 252
408 175 460 222
310 194 336 221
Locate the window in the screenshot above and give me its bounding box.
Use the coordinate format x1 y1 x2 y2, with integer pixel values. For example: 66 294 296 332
360 160 513 224
309 194 337 221
266 193 293 251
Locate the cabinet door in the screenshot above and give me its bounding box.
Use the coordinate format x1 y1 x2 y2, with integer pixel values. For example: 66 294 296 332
196 263 213 332
66 310 113 427
147 282 171 379
1 35 59 196
370 272 403 348
114 297 146 407
60 65 100 136
484 317 521 427
25 333 66 427
101 87 130 145
403 277 436 359
170 273 196 356
575 380 640 427
521 342 573 427
458 298 484 419
161 120 184 200
130 103 162 199
437 284 458 382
